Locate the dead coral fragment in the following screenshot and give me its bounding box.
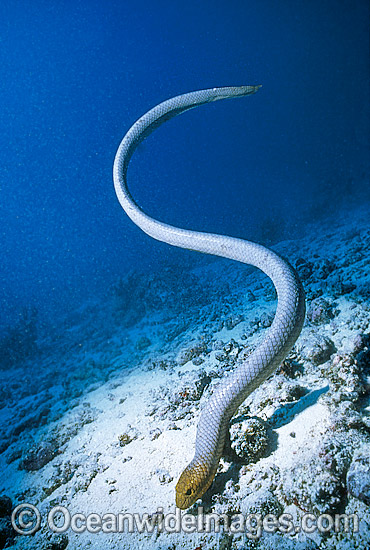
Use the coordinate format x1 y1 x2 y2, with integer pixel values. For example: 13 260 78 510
225 313 244 330
354 332 370 372
149 428 162 441
304 334 336 366
118 426 139 447
19 441 57 471
282 461 344 515
118 434 132 447
0 495 16 548
176 339 209 366
230 417 269 463
307 297 336 325
325 353 365 405
154 468 173 484
347 447 370 506
295 257 314 281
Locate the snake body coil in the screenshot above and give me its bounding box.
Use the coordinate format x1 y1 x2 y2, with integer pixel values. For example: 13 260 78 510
113 86 305 510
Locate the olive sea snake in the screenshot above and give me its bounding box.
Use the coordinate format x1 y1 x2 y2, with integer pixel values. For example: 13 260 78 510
113 86 306 509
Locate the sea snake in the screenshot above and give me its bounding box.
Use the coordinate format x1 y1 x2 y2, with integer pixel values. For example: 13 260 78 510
113 86 306 509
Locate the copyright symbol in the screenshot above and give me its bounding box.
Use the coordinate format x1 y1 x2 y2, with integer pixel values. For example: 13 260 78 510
11 503 41 535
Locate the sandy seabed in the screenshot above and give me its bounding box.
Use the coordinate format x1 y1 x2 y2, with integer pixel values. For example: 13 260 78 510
1 204 369 550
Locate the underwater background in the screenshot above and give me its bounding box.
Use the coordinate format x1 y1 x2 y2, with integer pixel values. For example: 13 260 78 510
0 1 369 549
1 0 369 332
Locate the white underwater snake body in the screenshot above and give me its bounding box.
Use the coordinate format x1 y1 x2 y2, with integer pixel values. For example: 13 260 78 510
113 86 306 509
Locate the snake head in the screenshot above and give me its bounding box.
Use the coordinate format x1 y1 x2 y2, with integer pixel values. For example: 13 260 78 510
175 460 217 510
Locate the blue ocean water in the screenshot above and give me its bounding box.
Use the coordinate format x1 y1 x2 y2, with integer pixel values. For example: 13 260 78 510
0 1 369 548
0 0 368 331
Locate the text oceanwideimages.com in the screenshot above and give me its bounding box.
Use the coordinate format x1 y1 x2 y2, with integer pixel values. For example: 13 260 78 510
11 503 359 539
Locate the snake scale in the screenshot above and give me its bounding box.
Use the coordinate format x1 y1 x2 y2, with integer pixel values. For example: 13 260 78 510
113 86 306 509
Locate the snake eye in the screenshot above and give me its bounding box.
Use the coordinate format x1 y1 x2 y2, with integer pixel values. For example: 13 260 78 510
185 488 193 496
